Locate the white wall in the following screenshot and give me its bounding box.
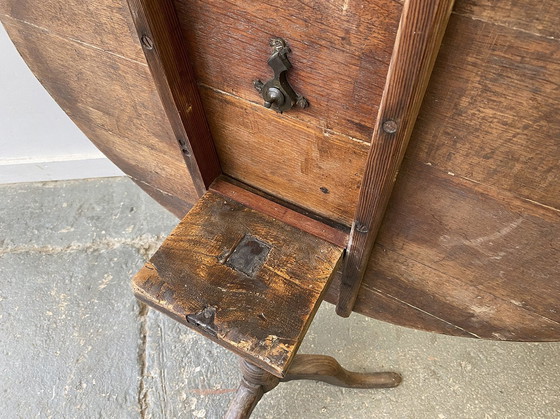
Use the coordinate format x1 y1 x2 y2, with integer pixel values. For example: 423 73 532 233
0 24 123 184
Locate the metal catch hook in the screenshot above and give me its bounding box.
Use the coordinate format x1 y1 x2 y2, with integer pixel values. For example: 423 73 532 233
254 38 308 113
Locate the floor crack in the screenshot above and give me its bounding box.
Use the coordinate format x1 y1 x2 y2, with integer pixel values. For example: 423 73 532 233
137 301 149 419
0 234 166 258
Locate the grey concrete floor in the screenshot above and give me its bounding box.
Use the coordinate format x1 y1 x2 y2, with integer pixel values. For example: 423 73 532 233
0 177 559 419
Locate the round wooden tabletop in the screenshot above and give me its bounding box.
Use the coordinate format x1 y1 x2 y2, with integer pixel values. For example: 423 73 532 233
3 0 558 341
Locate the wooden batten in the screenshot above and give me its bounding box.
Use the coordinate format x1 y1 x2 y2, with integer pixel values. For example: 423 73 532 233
337 0 456 316
211 178 349 248
126 0 222 194
170 0 403 224
0 12 199 217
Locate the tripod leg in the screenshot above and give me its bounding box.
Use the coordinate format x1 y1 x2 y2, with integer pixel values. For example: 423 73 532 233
282 354 402 389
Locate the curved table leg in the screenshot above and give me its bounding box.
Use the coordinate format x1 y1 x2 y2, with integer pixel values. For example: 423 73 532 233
226 354 401 418
282 354 402 388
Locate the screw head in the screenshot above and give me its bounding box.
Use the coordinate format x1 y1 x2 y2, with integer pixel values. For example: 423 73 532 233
382 120 398 134
355 222 369 234
253 80 264 93
297 96 309 109
141 35 154 50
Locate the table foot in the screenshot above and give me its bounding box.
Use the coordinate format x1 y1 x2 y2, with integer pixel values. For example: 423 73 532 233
283 354 402 389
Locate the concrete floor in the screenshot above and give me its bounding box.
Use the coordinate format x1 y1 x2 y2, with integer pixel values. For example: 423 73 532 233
0 177 558 419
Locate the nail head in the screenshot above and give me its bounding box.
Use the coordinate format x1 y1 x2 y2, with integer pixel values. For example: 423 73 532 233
382 120 398 134
141 35 154 50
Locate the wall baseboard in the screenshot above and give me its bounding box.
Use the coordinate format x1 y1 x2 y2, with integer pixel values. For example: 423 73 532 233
0 158 124 184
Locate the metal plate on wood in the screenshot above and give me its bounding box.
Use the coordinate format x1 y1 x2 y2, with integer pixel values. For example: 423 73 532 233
226 235 272 277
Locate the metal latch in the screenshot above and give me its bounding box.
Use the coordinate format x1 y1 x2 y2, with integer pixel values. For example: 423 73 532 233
254 38 309 113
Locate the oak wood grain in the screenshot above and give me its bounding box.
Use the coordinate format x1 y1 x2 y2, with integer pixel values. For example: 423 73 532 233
126 0 221 193
132 191 344 376
408 14 560 212
1 0 145 62
3 0 559 341
337 0 456 316
1 16 197 215
174 0 402 142
343 159 560 341
454 0 560 39
324 279 480 338
201 87 369 226
332 10 559 338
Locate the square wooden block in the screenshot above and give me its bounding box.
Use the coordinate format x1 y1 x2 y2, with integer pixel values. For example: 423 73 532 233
132 190 343 376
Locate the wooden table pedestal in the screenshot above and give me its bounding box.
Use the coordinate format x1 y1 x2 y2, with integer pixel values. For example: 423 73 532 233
132 186 401 417
226 356 401 419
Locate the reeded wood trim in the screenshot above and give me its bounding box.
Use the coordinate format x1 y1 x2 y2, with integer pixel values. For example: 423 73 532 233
126 0 222 194
337 0 456 316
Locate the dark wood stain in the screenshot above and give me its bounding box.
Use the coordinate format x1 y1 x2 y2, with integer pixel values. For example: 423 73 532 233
132 191 343 376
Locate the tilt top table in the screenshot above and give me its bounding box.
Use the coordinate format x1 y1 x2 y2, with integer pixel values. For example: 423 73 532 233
2 0 558 416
